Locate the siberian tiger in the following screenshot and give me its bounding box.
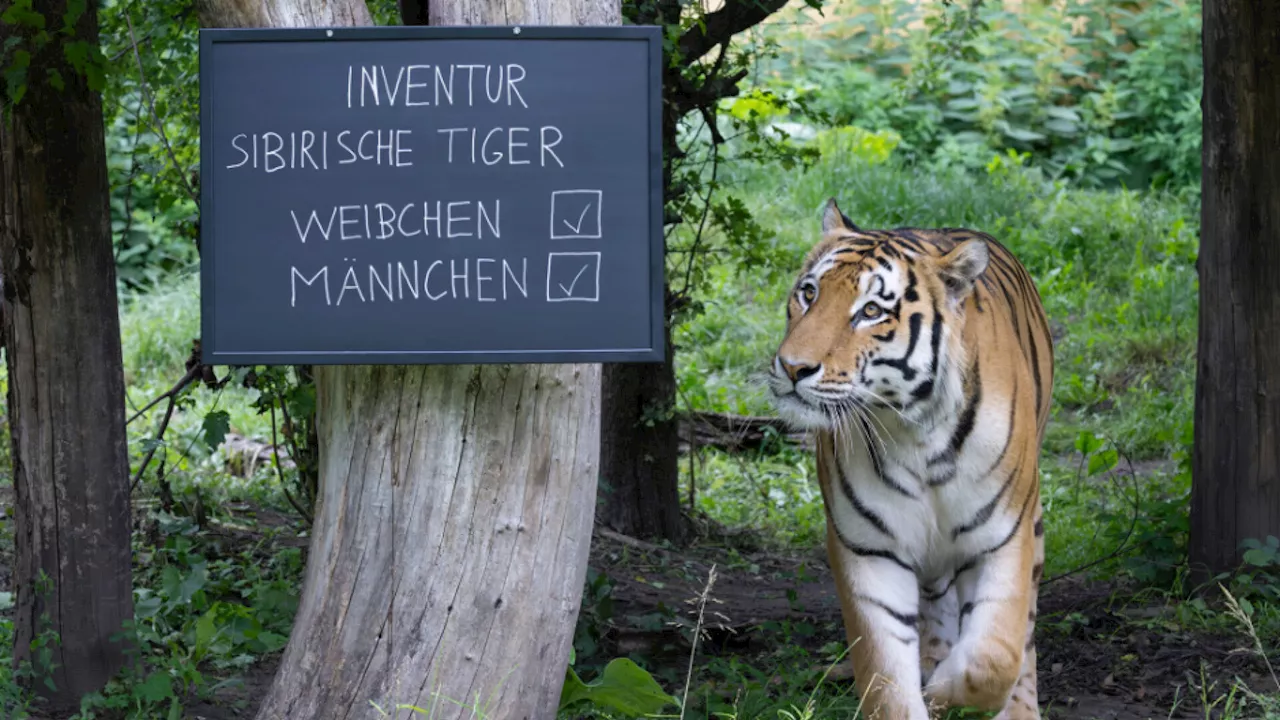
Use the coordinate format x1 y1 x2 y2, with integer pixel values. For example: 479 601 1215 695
766 199 1054 720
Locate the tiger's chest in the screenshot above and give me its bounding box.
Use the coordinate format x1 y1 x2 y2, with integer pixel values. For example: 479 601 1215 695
817 415 1022 586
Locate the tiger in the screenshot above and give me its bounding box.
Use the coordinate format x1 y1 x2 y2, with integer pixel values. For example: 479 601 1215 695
766 199 1054 720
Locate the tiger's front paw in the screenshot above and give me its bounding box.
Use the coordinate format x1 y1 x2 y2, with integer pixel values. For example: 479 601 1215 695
922 637 1021 712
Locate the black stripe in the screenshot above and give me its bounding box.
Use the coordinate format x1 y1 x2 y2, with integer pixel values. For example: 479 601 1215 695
948 364 982 454
880 242 902 259
1034 516 1044 537
829 521 917 574
873 329 896 342
921 577 956 602
926 362 982 484
896 234 926 253
874 255 893 271
958 600 988 632
927 303 943 377
856 415 884 478
953 468 1016 540
879 469 918 499
1027 322 1043 414
855 412 916 497
904 268 920 302
967 375 1019 481
858 595 919 628
871 312 922 380
999 280 1026 346
834 447 895 539
962 484 1036 565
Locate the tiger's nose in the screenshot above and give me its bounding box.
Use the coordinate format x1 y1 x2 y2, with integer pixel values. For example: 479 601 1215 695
777 356 821 383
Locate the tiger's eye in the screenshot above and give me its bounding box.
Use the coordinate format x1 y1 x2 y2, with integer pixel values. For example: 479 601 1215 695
863 302 882 318
801 285 816 303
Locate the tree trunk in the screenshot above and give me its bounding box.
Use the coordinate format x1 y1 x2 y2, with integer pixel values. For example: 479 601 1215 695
1190 0 1280 582
257 365 599 720
599 319 684 542
0 0 134 710
596 46 688 544
198 2 607 719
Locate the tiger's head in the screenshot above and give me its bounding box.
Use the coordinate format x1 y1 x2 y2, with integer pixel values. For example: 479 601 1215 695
767 198 990 432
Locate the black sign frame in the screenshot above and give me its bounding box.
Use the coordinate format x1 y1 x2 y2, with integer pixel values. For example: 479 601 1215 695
198 25 665 366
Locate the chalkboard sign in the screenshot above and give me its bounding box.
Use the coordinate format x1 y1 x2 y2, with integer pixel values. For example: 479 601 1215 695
198 26 664 365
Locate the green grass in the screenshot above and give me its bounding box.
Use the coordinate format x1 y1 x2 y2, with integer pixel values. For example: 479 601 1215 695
5 4 1278 715
674 136 1201 575
660 131 1277 718
3 123 1272 720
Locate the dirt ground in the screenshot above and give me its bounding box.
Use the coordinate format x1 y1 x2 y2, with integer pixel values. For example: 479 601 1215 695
1 503 1276 720
585 529 1276 720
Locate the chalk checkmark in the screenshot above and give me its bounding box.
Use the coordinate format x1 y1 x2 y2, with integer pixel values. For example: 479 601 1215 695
562 204 592 235
558 263 592 297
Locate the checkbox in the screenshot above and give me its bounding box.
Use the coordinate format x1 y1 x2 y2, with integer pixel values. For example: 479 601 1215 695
550 190 603 239
546 252 601 303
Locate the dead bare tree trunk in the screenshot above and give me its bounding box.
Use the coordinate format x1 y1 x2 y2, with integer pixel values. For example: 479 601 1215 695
1190 0 1280 582
0 0 134 711
199 3 607 719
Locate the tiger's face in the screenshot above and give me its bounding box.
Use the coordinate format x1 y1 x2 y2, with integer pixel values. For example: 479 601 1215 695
767 199 989 431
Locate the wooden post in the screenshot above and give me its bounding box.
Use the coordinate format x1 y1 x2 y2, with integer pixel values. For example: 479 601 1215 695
1190 0 1280 582
197 2 608 718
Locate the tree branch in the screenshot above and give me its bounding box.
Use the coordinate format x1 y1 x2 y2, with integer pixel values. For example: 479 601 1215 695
126 363 201 426
676 0 790 65
271 401 313 524
124 10 200 208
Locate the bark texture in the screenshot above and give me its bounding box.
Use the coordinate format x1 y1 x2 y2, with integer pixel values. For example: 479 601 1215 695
599 322 683 542
429 0 616 27
257 365 601 720
198 2 607 718
1190 0 1280 580
196 0 372 28
0 0 134 709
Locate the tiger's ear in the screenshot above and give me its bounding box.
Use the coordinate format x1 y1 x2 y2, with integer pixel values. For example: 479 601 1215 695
821 198 859 233
937 238 989 302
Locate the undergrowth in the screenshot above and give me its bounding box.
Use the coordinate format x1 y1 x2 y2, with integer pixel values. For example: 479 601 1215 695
1 0 1277 718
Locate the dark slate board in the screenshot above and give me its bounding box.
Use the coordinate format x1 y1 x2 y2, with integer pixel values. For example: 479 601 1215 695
198 26 663 365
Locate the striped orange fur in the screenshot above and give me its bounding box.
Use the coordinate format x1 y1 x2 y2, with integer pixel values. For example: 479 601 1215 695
766 199 1054 719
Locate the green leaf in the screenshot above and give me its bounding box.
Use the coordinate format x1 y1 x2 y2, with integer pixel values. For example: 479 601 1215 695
1239 597 1255 617
559 658 678 716
202 410 231 450
1074 432 1104 457
137 671 173 704
1243 547 1275 567
1087 449 1119 477
195 606 221 654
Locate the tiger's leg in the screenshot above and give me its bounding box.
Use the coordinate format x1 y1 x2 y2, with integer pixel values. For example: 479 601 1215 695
826 525 931 720
922 490 1041 714
918 578 961 689
993 505 1044 720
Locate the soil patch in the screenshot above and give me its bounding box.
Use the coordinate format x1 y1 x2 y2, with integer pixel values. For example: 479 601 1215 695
585 530 1278 720
0 501 1273 720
